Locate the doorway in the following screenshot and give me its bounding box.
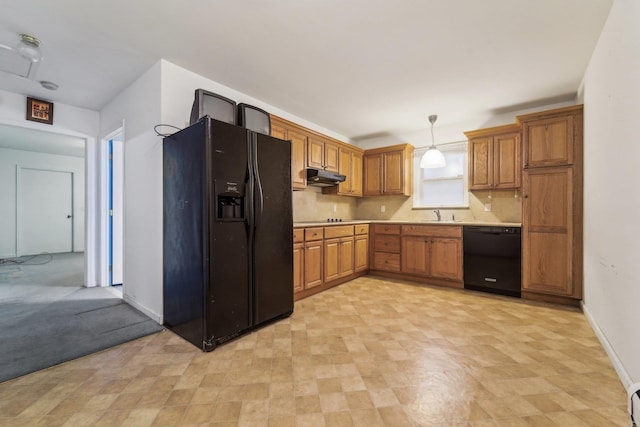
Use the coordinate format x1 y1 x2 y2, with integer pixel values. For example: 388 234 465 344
18 167 74 255
105 130 124 287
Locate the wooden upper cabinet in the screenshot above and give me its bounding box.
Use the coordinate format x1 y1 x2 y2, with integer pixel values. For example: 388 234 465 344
468 136 492 189
307 136 339 173
350 150 363 196
363 144 413 196
363 155 382 196
518 105 583 168
382 150 404 194
270 115 307 190
465 124 521 190
323 147 364 197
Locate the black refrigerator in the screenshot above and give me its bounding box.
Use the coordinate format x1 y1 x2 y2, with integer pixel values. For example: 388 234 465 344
163 116 293 351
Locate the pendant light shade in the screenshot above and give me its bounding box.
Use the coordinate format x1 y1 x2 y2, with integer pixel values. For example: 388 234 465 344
420 114 446 168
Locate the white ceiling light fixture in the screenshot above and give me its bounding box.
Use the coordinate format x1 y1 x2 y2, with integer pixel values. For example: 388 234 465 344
420 114 446 168
16 34 43 63
0 33 43 79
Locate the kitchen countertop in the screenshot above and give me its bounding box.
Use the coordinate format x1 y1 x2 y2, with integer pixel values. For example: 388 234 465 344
294 220 522 227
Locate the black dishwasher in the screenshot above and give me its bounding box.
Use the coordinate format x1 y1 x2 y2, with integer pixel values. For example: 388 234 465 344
463 226 521 298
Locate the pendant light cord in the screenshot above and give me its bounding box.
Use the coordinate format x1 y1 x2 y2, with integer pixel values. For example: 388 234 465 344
430 122 435 148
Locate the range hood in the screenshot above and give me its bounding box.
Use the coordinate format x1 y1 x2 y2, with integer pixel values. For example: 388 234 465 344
306 168 346 187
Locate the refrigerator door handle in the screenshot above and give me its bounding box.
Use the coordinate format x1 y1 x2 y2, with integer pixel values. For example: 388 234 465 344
252 134 264 227
245 132 255 233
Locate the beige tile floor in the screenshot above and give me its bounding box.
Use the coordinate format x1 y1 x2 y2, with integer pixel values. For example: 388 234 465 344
0 277 629 426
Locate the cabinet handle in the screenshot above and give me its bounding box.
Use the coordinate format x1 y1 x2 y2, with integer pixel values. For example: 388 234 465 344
523 194 529 199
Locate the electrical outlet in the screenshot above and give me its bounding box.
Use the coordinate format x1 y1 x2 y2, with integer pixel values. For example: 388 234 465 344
484 203 492 212
381 205 386 213
333 204 337 212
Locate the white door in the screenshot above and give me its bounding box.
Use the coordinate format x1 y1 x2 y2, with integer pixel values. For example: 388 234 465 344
19 168 73 255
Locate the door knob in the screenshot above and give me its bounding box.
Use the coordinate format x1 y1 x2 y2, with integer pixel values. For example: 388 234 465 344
67 215 72 218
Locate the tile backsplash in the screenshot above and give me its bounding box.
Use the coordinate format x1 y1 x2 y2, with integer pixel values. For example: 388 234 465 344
294 187 522 223
293 187 357 222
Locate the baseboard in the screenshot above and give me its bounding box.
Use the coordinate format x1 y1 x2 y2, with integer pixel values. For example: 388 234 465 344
582 301 633 390
122 293 162 324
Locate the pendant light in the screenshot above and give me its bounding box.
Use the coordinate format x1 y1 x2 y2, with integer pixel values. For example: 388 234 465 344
420 114 446 168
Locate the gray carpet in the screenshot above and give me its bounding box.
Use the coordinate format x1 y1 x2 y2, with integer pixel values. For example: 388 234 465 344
0 253 163 383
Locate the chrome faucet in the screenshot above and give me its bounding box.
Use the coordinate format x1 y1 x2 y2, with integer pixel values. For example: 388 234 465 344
433 209 441 221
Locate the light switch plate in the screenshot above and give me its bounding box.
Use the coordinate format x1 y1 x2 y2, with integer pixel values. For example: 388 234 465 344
484 203 492 212
381 205 386 213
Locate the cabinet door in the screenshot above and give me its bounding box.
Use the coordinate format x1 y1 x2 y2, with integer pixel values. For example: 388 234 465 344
401 236 429 276
307 136 324 169
469 137 493 190
324 142 339 173
304 241 323 288
350 151 363 196
289 129 307 190
354 235 369 273
336 149 352 195
363 154 382 196
271 122 287 140
429 237 462 280
324 238 340 282
338 237 354 278
524 115 574 168
493 132 521 189
522 167 574 295
293 242 304 293
382 151 404 195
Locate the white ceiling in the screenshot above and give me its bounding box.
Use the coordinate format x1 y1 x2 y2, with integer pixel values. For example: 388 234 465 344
0 0 613 140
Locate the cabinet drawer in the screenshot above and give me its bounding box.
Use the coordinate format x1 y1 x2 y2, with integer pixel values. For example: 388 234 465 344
374 252 400 272
374 235 400 253
373 224 400 234
324 225 354 239
355 224 369 235
305 227 324 241
293 229 304 243
401 225 462 238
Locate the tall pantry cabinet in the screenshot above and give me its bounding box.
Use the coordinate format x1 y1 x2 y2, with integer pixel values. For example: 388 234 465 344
518 105 583 305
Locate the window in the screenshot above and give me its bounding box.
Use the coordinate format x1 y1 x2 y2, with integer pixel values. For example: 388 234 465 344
412 141 468 208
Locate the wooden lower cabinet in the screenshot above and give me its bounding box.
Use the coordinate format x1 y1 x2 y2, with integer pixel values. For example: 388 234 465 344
400 236 429 275
430 238 463 281
303 240 323 289
324 238 340 282
293 242 304 293
401 236 462 281
294 225 367 300
325 237 354 281
354 234 369 273
370 224 463 288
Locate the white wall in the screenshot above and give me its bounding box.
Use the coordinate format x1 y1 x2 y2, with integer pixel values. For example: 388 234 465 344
580 0 640 388
100 61 162 321
0 147 85 257
0 89 100 285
